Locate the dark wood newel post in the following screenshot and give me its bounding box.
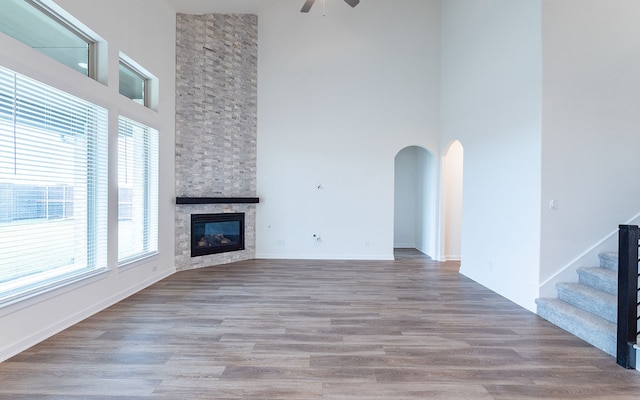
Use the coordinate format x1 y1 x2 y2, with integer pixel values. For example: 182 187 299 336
617 224 639 369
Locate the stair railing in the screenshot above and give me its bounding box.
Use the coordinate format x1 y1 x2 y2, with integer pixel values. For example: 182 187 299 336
617 224 639 369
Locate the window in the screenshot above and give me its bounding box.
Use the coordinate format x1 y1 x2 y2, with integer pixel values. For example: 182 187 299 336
118 116 158 264
0 65 108 303
119 61 146 105
0 0 97 77
119 54 158 110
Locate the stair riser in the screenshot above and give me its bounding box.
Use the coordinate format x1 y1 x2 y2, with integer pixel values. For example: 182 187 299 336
536 301 616 356
599 252 619 271
577 272 640 303
577 270 617 295
557 288 616 323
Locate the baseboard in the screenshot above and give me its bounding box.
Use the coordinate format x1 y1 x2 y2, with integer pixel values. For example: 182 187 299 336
0 268 175 362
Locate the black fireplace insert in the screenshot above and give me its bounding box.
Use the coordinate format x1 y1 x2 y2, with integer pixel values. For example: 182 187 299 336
191 213 244 257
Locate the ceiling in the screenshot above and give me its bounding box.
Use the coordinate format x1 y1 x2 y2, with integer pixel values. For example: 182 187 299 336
168 0 279 14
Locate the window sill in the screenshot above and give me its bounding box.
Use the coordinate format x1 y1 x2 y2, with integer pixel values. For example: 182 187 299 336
118 251 160 271
0 267 109 317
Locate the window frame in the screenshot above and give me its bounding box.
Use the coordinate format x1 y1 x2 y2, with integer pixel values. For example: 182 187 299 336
0 0 101 80
117 115 159 266
118 59 148 107
0 65 109 306
27 0 99 78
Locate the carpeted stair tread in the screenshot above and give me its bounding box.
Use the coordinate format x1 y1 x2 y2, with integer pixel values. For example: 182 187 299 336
556 282 617 323
577 266 617 295
535 252 640 361
536 297 616 356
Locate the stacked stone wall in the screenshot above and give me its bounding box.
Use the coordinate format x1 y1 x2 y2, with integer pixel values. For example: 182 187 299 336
175 14 257 270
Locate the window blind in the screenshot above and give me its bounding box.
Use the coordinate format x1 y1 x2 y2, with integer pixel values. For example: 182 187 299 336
0 65 108 304
117 116 158 264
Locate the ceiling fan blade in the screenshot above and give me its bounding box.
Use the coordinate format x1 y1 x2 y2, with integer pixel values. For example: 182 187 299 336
301 0 316 13
343 0 360 7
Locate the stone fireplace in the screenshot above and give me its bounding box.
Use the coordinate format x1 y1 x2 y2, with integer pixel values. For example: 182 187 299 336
175 13 257 271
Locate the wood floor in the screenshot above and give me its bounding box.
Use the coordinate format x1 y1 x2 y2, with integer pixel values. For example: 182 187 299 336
1 250 640 399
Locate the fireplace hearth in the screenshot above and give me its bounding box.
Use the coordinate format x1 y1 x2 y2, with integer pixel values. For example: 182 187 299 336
191 213 245 257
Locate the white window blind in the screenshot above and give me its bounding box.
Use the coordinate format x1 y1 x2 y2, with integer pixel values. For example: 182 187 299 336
0 65 108 304
118 116 158 264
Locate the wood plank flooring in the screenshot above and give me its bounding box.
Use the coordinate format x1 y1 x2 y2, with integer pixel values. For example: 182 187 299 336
1 251 640 399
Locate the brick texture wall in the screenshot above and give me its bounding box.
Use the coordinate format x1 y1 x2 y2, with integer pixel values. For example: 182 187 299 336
175 13 257 270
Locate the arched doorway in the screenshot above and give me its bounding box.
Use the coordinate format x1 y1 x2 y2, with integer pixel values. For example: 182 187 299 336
393 146 436 257
441 140 463 261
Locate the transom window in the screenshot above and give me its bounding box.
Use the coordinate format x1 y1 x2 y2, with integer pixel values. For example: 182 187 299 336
119 60 147 105
0 0 96 77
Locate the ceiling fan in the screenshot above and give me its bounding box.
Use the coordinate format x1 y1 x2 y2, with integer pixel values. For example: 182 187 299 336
301 0 360 13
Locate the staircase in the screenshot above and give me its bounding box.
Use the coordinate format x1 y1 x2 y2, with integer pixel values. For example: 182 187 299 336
536 252 619 356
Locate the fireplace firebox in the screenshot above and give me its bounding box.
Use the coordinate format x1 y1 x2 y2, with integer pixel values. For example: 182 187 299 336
191 213 244 257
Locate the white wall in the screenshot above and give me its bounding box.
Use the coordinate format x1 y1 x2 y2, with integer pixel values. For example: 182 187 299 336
0 0 176 361
440 0 542 311
539 0 640 286
256 0 441 260
443 140 463 261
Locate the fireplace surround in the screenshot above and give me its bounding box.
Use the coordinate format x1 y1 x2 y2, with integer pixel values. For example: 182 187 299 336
175 203 256 271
